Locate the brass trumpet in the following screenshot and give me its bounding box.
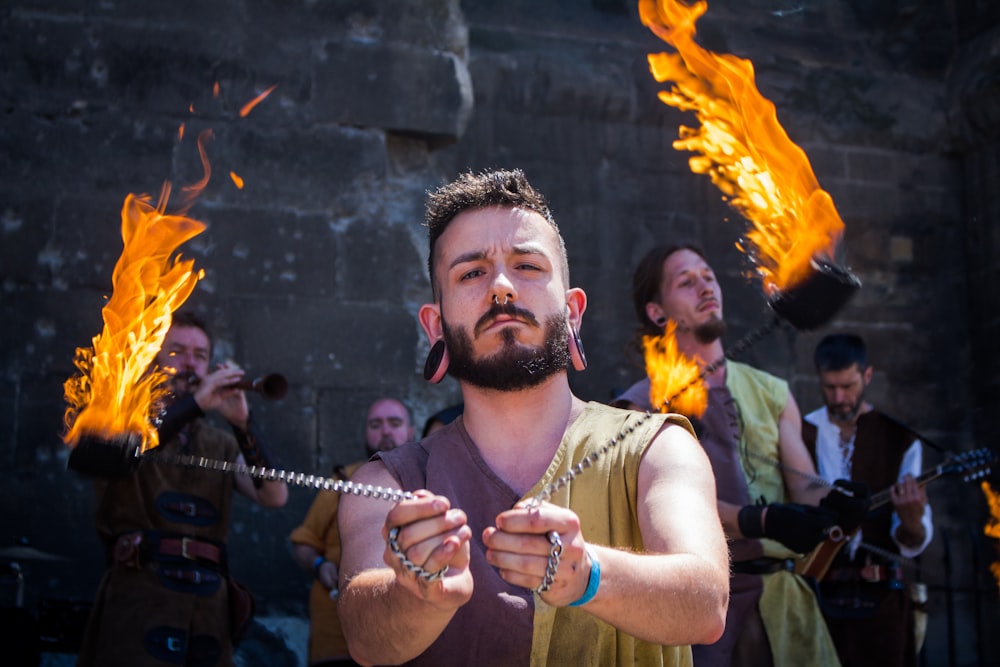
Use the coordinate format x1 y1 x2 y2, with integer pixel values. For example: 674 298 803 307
182 372 289 401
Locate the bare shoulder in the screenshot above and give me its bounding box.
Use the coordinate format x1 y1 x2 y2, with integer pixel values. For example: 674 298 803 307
640 416 713 480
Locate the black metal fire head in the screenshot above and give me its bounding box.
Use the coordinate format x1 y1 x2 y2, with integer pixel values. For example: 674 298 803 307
67 433 143 478
767 258 861 331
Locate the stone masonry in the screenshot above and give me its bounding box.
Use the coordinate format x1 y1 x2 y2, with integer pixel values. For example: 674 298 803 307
1 1 998 664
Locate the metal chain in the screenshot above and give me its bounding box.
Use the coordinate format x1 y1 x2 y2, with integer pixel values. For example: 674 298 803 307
157 451 415 503
535 531 563 594
387 526 448 582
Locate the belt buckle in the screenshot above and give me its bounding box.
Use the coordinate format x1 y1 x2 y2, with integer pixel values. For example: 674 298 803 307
114 532 143 569
861 565 881 582
181 536 194 560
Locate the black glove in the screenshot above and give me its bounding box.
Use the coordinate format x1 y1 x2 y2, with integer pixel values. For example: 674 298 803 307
738 503 838 554
819 479 871 535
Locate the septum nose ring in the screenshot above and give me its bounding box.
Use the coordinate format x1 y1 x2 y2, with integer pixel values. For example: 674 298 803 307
493 294 510 306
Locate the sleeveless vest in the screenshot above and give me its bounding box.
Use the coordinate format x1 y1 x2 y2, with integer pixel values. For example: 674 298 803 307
803 410 914 560
378 402 695 667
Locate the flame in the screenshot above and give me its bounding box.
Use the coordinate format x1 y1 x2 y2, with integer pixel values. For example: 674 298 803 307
638 0 845 294
240 84 277 118
643 320 708 418
61 133 213 452
230 171 245 189
982 481 1000 589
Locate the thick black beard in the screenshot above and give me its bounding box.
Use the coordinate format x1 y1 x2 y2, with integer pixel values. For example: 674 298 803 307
443 312 571 391
693 316 727 344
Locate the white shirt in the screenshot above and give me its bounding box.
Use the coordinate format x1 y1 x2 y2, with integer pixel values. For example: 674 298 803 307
805 406 933 559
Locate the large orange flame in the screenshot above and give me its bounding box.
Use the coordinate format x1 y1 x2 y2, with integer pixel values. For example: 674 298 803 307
643 320 708 418
982 481 1000 590
638 0 845 294
61 133 212 452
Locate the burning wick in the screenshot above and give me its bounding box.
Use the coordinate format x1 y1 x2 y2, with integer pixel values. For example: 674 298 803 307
639 0 860 328
982 481 1000 590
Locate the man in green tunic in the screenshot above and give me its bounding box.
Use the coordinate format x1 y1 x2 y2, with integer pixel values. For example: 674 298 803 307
615 244 867 666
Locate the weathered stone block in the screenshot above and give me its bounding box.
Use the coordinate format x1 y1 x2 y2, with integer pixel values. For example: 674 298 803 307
338 218 427 304
227 297 418 390
189 207 341 299
315 41 472 140
180 124 389 214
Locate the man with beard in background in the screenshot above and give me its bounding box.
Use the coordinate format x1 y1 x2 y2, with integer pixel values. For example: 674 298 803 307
613 244 867 667
290 397 415 666
337 169 730 666
77 311 288 667
802 333 931 667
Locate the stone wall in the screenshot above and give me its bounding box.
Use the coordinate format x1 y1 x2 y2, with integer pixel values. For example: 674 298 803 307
1 0 997 664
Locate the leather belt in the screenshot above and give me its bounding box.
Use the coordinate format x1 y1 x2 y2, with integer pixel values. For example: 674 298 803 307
731 557 796 575
112 531 225 569
825 564 903 584
157 536 223 564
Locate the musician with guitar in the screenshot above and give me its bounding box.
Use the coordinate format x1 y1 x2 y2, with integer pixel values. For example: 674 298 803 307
803 333 933 667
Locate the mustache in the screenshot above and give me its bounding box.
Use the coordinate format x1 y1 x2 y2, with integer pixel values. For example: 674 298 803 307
474 303 539 336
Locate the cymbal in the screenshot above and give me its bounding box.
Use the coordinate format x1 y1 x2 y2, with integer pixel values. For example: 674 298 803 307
0 545 70 562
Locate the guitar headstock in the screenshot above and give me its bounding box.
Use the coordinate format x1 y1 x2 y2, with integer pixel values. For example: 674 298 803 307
941 448 996 482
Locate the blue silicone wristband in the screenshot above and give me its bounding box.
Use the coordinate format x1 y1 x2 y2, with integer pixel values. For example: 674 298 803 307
568 547 600 607
313 555 326 574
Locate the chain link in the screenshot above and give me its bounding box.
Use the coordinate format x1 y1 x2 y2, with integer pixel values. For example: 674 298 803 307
386 527 449 582
535 531 563 594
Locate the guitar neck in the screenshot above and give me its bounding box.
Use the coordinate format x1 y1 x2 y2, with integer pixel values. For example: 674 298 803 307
868 467 943 510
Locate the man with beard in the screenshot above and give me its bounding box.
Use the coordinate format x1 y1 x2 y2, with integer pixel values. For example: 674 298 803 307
801 333 931 667
613 244 866 667
77 311 288 667
337 169 730 667
291 397 414 666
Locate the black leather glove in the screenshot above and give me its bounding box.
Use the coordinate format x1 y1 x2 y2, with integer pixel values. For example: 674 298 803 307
819 479 871 534
738 503 838 554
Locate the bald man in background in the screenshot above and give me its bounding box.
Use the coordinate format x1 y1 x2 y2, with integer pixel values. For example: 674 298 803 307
290 398 414 666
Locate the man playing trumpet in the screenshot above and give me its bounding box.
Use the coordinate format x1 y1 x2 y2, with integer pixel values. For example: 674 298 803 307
77 310 288 667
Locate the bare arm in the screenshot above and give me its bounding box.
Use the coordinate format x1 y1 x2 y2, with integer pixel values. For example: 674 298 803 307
777 393 828 505
293 542 338 589
483 422 728 646
233 453 288 507
337 460 474 666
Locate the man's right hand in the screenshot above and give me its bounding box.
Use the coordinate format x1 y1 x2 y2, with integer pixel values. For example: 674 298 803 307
738 503 837 554
382 491 474 609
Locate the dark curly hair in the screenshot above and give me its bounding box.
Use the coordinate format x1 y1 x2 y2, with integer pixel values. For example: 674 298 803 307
424 169 568 294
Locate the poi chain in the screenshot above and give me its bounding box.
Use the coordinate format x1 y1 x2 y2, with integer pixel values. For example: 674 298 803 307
163 317 784 591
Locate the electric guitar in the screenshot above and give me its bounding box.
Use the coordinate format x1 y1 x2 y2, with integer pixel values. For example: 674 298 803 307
796 447 996 580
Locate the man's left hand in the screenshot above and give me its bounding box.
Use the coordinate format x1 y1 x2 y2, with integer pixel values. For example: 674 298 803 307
483 501 590 607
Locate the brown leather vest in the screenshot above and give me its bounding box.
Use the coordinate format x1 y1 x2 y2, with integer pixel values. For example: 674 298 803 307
802 410 915 561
